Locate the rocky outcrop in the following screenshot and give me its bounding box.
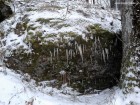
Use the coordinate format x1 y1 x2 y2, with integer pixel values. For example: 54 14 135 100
5 23 122 93
0 1 13 22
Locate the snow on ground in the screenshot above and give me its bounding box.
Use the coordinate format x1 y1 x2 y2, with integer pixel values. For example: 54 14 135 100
0 67 105 105
0 67 122 105
1 67 140 105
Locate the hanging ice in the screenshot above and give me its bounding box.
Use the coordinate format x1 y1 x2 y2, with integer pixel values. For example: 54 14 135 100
77 44 83 63
57 48 59 60
102 49 106 62
105 48 109 60
54 48 56 57
66 49 69 64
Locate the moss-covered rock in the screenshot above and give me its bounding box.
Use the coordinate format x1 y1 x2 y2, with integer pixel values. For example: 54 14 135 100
6 24 122 93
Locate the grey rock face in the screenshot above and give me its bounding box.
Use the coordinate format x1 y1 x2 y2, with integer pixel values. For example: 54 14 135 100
5 24 122 93
0 1 13 22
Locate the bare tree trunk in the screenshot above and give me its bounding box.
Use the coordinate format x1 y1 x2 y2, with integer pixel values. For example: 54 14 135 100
93 0 95 4
117 0 121 10
120 0 140 94
85 0 95 4
110 0 116 9
86 0 89 3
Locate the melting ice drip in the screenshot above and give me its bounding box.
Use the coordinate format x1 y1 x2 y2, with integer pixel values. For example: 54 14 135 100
77 44 83 63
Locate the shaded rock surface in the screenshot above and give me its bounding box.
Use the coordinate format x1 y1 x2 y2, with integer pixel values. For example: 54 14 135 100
0 1 13 22
6 24 122 93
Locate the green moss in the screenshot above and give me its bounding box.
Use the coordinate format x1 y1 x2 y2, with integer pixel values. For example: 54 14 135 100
59 32 67 38
56 23 70 29
26 8 36 11
67 32 78 38
39 4 63 11
22 22 28 30
127 77 137 81
46 33 57 38
9 24 121 92
50 21 62 27
36 17 69 29
58 32 80 39
28 32 34 35
36 18 53 24
36 31 42 37
15 22 28 35
0 31 4 38
27 25 37 32
87 24 101 33
86 24 116 48
36 18 66 29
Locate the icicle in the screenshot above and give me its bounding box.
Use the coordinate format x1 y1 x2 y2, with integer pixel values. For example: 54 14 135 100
83 44 86 53
70 50 73 59
73 51 75 57
102 49 106 62
85 36 88 42
105 48 109 60
61 37 63 42
75 49 77 55
75 42 78 55
57 48 59 60
68 49 70 55
77 44 83 63
66 49 69 65
68 42 70 46
54 48 56 57
68 50 70 59
98 37 102 47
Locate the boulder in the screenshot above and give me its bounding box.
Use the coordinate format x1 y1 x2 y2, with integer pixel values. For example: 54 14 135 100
6 23 122 93
0 1 13 22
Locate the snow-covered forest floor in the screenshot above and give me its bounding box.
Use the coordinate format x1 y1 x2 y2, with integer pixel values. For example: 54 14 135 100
0 67 125 105
0 0 140 105
1 67 140 105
